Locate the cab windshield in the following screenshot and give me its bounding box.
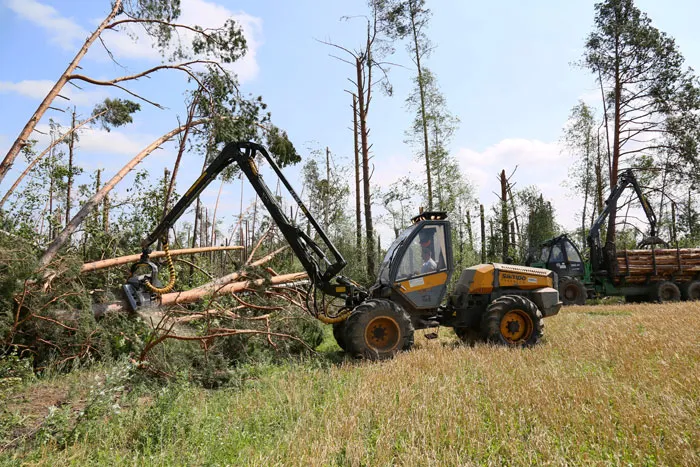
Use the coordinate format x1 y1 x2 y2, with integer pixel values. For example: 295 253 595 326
378 224 418 284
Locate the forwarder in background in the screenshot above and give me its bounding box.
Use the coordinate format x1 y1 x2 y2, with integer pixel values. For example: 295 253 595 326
528 169 700 305
124 142 562 360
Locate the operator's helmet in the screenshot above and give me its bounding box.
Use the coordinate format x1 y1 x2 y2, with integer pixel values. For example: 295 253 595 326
418 229 434 250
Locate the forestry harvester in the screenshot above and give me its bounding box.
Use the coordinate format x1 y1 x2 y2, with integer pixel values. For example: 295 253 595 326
528 169 700 305
124 142 561 359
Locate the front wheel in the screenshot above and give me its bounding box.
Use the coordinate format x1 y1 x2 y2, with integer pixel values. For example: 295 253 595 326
344 299 414 360
481 295 543 347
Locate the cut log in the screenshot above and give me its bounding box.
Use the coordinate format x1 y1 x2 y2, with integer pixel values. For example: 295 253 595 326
614 247 700 279
81 245 243 273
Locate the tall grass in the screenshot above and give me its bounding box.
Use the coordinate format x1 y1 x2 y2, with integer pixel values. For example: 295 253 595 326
4 301 699 465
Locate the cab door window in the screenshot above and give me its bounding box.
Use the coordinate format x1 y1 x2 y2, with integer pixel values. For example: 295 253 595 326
564 240 582 263
396 224 447 280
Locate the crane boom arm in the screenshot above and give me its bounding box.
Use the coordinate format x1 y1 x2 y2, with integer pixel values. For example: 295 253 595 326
141 141 348 291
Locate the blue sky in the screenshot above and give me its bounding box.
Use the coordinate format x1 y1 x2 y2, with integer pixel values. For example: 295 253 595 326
1 0 699 240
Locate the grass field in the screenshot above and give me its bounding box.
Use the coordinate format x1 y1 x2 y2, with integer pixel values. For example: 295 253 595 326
2 301 699 465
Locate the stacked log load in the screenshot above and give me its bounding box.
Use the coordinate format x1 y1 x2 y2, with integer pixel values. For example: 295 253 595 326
615 248 700 283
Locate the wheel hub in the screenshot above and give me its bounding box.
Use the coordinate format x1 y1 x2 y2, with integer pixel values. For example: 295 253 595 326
500 309 533 344
564 285 578 300
365 316 400 352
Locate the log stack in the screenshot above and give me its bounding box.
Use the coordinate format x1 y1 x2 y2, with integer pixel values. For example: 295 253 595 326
615 248 700 284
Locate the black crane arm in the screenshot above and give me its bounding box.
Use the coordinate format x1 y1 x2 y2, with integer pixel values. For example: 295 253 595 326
587 169 659 273
135 141 357 303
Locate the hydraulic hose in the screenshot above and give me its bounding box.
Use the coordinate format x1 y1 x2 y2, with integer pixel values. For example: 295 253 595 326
144 238 176 295
315 308 352 324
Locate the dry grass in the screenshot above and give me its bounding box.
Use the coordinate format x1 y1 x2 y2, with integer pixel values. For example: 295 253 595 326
6 301 700 465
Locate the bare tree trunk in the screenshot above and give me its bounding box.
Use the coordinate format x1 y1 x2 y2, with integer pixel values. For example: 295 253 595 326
48 168 55 241
38 119 206 269
409 1 432 210
103 192 110 233
0 0 123 184
65 108 76 225
595 129 605 217
606 34 622 247
480 204 486 263
324 146 330 230
353 94 362 258
356 57 375 279
466 209 473 251
211 178 224 246
500 170 509 261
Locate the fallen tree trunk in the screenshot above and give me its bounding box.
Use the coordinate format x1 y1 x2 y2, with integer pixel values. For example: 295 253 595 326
80 245 243 273
160 272 308 306
93 271 307 317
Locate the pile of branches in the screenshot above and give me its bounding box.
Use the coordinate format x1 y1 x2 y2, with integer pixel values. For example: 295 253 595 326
1 230 324 381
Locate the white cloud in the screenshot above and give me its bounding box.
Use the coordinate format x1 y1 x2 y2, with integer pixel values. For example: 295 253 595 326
75 127 156 159
97 0 262 83
0 79 109 107
454 138 581 231
5 0 87 50
25 123 156 164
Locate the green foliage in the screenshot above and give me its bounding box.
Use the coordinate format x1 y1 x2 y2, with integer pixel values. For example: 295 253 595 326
518 188 559 260
266 125 300 167
91 98 141 131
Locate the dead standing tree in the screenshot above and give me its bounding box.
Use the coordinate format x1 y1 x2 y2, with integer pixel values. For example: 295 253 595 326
320 8 393 280
0 0 248 185
494 167 521 262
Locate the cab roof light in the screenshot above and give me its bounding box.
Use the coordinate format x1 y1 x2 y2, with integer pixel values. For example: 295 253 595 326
411 211 448 223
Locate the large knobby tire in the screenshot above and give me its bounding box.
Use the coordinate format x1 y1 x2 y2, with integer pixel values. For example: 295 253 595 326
481 295 543 347
558 276 587 306
681 280 700 301
653 281 681 303
333 321 348 351
344 299 414 360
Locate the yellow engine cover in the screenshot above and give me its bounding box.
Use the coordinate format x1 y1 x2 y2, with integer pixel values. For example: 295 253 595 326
466 263 553 294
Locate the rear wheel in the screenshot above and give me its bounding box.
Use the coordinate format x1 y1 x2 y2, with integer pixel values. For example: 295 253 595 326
481 295 543 347
681 280 700 301
653 281 681 303
344 299 414 360
558 276 587 306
